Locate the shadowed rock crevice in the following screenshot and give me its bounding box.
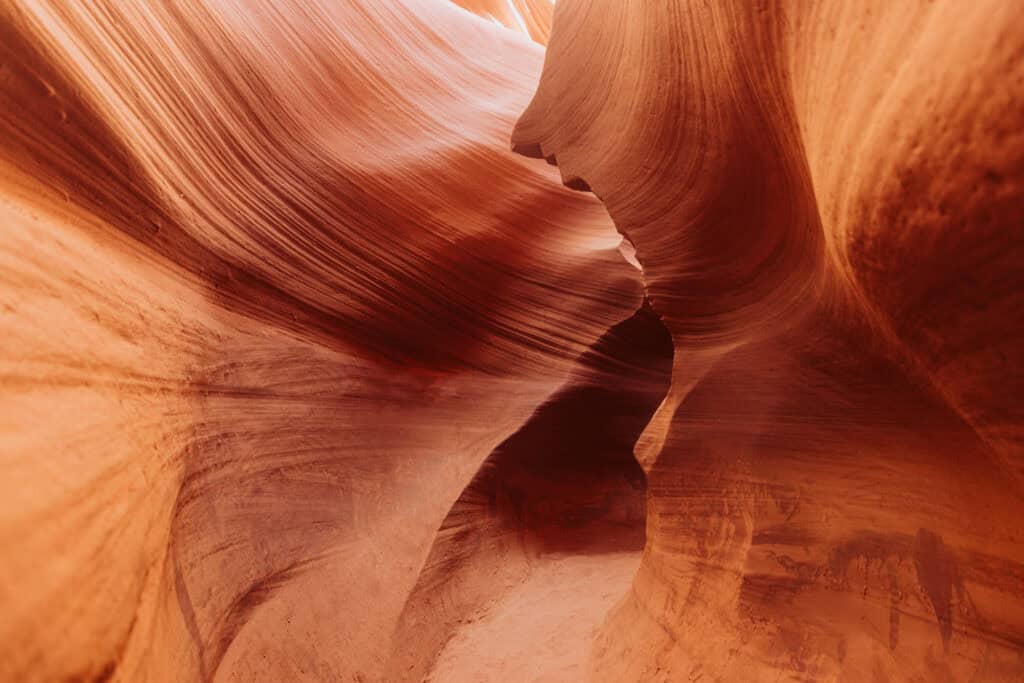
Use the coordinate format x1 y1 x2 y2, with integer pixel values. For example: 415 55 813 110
511 3 1024 681
388 304 672 680
3 1 1023 681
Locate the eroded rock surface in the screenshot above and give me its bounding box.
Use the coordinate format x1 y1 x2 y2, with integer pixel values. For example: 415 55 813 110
1 1 632 681
2 0 1022 681
514 1 1024 680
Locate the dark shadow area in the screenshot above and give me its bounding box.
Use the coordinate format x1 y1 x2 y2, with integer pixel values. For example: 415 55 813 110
387 303 673 680
473 302 672 552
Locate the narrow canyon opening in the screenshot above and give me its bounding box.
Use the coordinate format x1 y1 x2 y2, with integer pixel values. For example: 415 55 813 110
389 304 673 681
4 1 1023 681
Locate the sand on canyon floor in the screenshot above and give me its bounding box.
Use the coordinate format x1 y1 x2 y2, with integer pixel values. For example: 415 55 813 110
426 551 640 683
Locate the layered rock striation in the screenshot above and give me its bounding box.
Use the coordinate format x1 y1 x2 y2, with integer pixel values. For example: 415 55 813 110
514 1 1024 680
2 0 1022 681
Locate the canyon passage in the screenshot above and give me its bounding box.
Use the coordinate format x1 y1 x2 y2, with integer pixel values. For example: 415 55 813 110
1 1 1023 681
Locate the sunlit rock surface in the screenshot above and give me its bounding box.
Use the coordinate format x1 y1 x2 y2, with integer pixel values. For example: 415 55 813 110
451 0 552 44
1 0 1021 681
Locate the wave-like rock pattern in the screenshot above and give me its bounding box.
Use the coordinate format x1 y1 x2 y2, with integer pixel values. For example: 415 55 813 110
0 1 637 681
514 1 1024 680
388 303 672 680
2 0 1022 681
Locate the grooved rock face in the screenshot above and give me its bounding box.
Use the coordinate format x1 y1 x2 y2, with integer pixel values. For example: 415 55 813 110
0 1 633 681
2 0 1022 682
514 1 1024 680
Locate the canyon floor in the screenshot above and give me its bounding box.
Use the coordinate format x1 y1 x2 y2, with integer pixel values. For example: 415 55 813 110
427 552 640 683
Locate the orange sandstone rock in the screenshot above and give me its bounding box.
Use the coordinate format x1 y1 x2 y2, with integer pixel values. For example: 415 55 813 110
0 2 634 681
2 0 1022 681
515 1 1024 680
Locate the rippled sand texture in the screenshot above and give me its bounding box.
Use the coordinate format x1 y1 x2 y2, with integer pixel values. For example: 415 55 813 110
2 0 1022 682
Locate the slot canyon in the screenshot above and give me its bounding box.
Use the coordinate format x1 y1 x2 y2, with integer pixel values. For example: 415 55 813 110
1 1 1021 681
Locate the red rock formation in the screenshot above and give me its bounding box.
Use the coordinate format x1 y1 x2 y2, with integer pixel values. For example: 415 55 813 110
388 304 672 680
0 2 635 681
2 0 1021 681
514 1 1024 680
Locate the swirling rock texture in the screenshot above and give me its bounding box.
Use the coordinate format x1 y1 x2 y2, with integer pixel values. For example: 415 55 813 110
0 1 1020 683
515 0 1024 681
